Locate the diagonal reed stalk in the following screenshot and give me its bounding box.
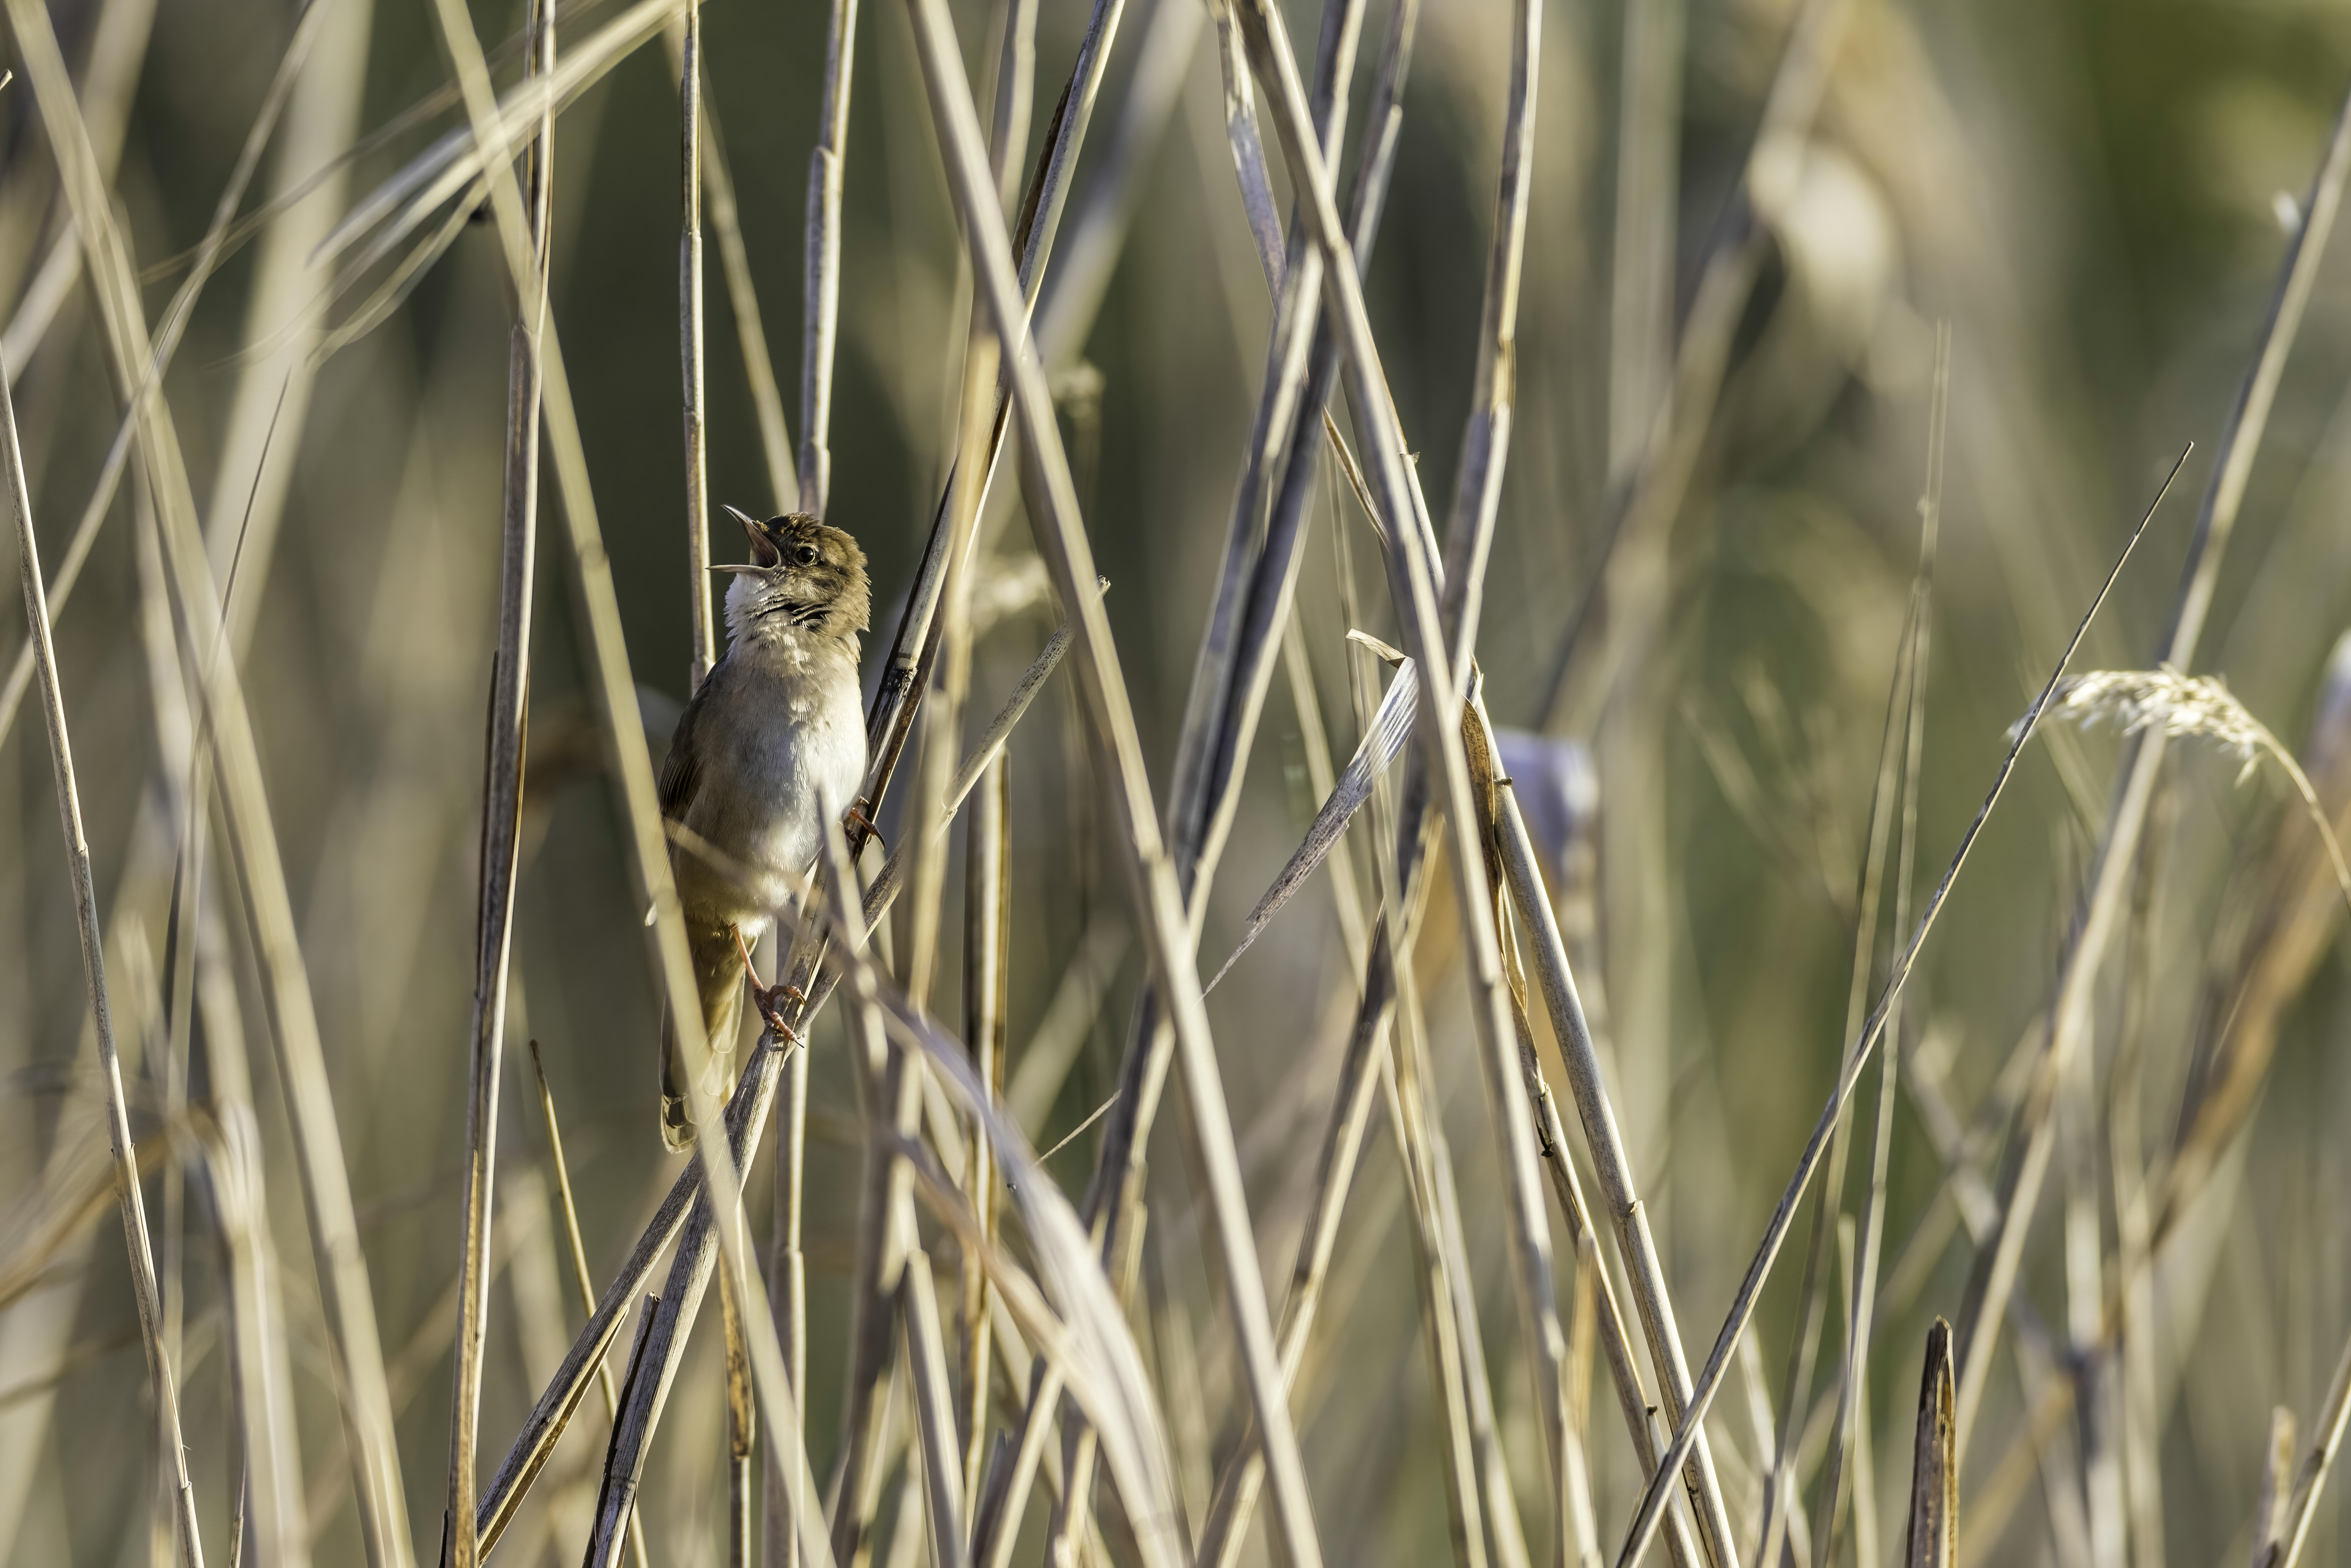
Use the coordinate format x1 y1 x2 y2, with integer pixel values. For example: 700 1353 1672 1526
1224 4 1606 1560
1814 328 1949 1568
900 0 1325 1561
526 1042 649 1568
809 817 1186 1568
471 588 1074 1553
415 7 841 1567
6 7 419 1560
1947 75 2351 1463
1609 450 2190 1568
0 0 340 749
1008 4 1424 1552
4 348 204 1568
827 318 997 1562
441 1 552 1561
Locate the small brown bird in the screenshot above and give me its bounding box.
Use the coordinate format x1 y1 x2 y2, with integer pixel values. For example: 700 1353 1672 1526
656 508 870 1149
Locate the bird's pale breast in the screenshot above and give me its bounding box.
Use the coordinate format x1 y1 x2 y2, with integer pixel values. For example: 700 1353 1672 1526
677 634 866 928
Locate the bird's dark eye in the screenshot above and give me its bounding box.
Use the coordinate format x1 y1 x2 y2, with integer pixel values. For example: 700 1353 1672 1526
794 544 819 567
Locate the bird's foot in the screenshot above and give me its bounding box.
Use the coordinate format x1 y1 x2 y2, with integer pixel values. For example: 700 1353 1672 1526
754 983 807 1043
844 801 885 852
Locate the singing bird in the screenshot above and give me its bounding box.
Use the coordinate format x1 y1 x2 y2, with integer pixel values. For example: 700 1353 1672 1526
656 507 870 1149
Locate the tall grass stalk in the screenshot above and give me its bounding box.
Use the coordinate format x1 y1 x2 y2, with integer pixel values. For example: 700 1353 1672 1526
439 0 552 1558
1948 78 2351 1460
7 7 419 1557
4 349 204 1568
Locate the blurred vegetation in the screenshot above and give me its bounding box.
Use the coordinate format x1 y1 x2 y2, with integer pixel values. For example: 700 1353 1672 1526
7 0 2351 1564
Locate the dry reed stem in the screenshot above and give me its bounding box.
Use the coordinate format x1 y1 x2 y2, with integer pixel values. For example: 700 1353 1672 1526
830 985 943 1561
796 0 860 516
904 1237 972 1568
1611 452 2188 1568
987 0 1039 209
4 354 203 1568
317 0 692 270
8 8 418 1558
960 757 1008 1537
1073 2 1410 1418
1902 1322 1957 1568
1395 940 1534 1568
1490 757 1707 1568
1754 584 1908 1568
0 0 341 747
860 0 1124 828
902 1 1321 1561
441 1 553 1559
526 1043 651 1568
1949 79 2351 1460
588 1297 665 1566
415 11 836 1567
138 553 307 1568
1031 0 1201 368
1225 7 1583 1559
2263 1329 2351 1568
1027 2 1428 1551
1352 483 1532 1568
1813 323 1948 1568
832 333 1001 1564
648 16 800 515
1434 0 1539 690
810 814 1185 1568
681 0 714 686
1178 0 1418 923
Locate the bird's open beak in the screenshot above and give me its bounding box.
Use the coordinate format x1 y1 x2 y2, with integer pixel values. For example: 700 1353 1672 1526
709 564 766 575
719 503 780 572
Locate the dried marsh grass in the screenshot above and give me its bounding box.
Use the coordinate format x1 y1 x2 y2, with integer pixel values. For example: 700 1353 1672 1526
7 2 2351 1568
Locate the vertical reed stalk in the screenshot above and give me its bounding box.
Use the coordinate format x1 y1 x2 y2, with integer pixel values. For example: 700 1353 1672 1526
1609 454 2186 1568
681 0 714 686
661 21 799 513
1815 326 1947 1568
903 2 1324 1560
4 351 204 1568
417 9 836 1567
7 7 417 1556
961 757 1009 1533
1949 79 2351 1465
443 2 552 1559
986 0 1036 209
798 0 862 516
1227 8 1594 1558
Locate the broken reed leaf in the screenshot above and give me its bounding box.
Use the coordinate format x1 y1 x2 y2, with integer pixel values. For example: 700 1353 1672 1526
1204 650 1416 993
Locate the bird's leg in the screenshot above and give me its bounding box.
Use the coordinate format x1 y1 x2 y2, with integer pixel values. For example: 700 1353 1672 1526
733 923 806 1043
843 798 885 852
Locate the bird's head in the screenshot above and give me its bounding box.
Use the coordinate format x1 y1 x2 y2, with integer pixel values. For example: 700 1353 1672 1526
715 507 870 645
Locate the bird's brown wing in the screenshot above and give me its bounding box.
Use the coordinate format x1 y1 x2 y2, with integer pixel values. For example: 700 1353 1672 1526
657 671 711 820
